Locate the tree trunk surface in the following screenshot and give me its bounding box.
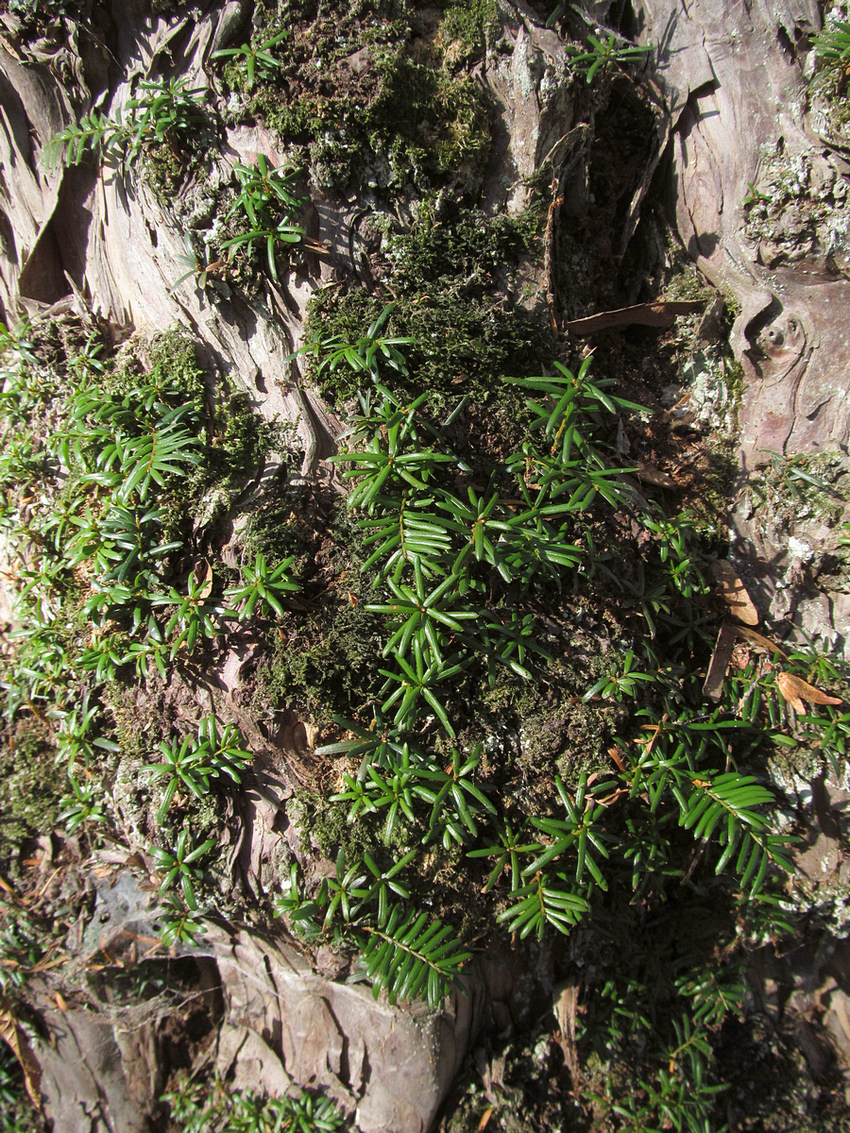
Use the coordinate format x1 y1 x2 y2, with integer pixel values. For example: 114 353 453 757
2 0 849 1129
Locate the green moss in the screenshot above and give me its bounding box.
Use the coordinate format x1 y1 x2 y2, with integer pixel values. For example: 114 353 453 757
383 201 547 419
661 255 714 303
383 198 541 294
109 701 157 768
259 598 387 723
719 282 742 321
471 654 628 814
118 329 293 540
686 439 739 542
244 2 492 196
398 297 547 404
302 195 548 434
111 329 206 415
0 720 61 857
724 355 744 405
438 0 499 66
291 788 407 864
251 505 387 721
305 284 550 441
370 51 491 179
141 143 210 201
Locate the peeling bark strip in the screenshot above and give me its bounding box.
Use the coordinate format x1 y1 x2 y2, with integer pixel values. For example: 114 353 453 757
703 620 738 700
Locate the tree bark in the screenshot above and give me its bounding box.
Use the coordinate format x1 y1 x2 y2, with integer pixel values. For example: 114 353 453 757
2 0 849 1127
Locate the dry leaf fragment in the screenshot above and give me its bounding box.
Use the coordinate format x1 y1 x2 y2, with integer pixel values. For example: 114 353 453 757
193 558 213 600
563 299 705 335
477 1108 494 1132
711 560 759 626
0 35 25 62
0 1004 42 1106
553 982 580 1081
776 672 843 714
608 745 627 773
636 462 677 489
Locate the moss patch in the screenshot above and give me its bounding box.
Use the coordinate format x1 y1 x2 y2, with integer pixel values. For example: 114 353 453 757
231 0 494 197
0 720 60 860
746 450 849 527
303 195 551 457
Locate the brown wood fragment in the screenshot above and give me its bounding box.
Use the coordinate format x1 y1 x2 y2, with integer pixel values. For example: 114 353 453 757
776 672 843 713
703 621 738 700
734 625 788 658
563 300 705 335
711 561 759 625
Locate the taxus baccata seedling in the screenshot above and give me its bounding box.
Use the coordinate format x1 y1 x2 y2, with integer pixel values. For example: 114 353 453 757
44 77 207 171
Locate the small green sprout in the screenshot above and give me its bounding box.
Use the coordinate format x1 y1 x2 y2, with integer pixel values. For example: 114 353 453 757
77 631 127 683
366 558 478 668
583 650 657 702
212 29 289 90
169 246 230 294
125 77 207 158
302 304 414 380
144 718 250 823
419 743 497 848
379 639 466 735
224 156 304 229
330 745 435 843
742 180 772 207
196 714 252 783
224 552 299 619
322 847 369 928
57 771 107 834
565 32 653 83
154 570 223 659
144 735 216 822
152 828 215 910
813 20 850 69
219 220 305 282
43 76 207 170
330 397 454 512
357 904 471 1006
215 156 307 281
467 820 535 893
159 896 208 947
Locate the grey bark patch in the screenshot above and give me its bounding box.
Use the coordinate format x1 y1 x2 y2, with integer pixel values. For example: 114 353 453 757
642 0 850 468
206 926 476 1132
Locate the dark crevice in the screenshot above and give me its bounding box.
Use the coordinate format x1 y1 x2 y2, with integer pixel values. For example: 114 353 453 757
777 24 797 62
